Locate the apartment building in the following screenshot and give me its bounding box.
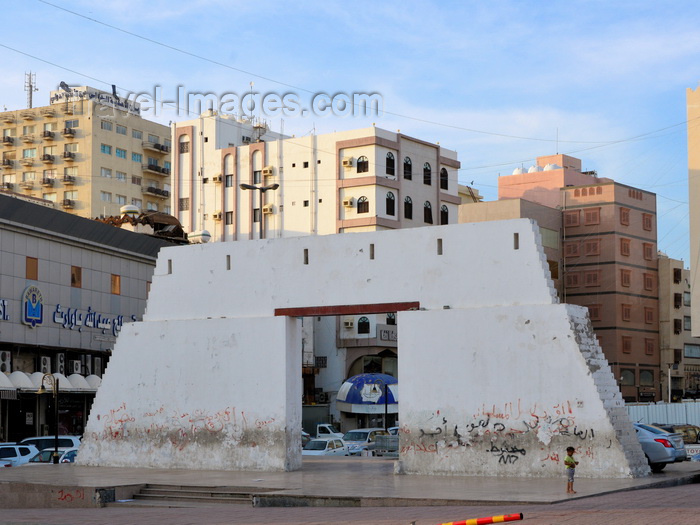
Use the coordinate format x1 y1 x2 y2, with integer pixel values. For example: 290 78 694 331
463 154 660 402
0 86 171 218
687 86 700 336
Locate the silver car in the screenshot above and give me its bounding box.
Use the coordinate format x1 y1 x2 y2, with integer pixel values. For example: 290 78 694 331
633 423 687 472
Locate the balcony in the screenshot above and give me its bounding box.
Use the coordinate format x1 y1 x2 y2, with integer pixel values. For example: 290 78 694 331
62 175 76 185
2 182 13 190
142 163 166 175
142 141 167 154
19 180 34 190
62 151 75 161
1 136 13 146
20 134 34 144
19 158 34 167
1 159 13 169
41 154 55 164
1 114 14 124
42 130 55 141
20 110 35 120
63 104 74 115
61 199 75 209
61 127 75 137
41 178 54 187
141 186 170 199
40 108 56 118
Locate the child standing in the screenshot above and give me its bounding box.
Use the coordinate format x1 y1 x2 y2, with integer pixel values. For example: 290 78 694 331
565 446 579 494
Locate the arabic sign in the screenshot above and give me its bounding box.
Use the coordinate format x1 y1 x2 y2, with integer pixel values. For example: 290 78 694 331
50 86 141 115
21 286 44 328
0 299 8 321
53 304 136 337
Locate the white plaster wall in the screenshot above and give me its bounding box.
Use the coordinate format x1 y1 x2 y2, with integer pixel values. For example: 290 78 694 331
79 315 302 471
397 304 648 478
145 220 557 321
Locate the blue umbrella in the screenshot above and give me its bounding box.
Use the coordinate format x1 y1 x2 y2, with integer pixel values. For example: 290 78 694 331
336 373 398 414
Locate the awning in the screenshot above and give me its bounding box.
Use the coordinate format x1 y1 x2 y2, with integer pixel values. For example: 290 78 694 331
29 372 74 392
67 373 97 392
85 374 102 389
0 372 16 399
336 372 398 414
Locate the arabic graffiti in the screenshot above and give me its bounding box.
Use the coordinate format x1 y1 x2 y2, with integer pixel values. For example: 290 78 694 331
489 443 526 464
53 304 137 337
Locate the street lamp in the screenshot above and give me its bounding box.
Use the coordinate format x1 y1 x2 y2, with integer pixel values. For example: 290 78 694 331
239 183 280 240
370 379 389 432
36 373 60 464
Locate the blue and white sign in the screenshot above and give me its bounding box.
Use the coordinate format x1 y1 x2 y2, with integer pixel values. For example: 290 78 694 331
53 304 136 337
0 298 9 321
21 286 43 328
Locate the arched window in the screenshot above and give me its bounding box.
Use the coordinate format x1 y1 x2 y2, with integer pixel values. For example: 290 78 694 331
386 152 395 176
357 196 369 214
423 162 431 185
386 313 396 325
358 316 370 334
440 204 449 225
404 196 413 219
386 192 395 216
403 157 412 180
357 156 369 173
424 201 433 224
440 168 448 190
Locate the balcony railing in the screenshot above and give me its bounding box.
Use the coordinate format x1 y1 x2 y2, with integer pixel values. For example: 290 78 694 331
42 130 55 140
141 186 170 198
1 114 14 124
142 141 169 154
41 178 54 187
19 158 34 167
62 151 75 161
41 154 55 164
1 159 13 168
61 199 75 208
19 180 34 189
20 110 35 120
1 136 13 146
40 108 56 118
62 175 76 185
142 163 168 175
20 134 34 144
2 182 13 190
61 128 75 137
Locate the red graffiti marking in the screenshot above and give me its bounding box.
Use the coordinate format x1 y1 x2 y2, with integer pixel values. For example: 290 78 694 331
56 489 85 502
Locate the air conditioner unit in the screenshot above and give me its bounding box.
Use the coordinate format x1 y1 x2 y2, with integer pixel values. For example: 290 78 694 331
242 136 251 143
212 212 223 221
262 204 274 214
0 350 11 373
318 392 329 403
55 353 66 375
342 197 354 207
94 357 103 378
342 158 353 167
262 166 274 176
68 360 81 375
343 320 354 329
212 175 223 183
40 356 52 374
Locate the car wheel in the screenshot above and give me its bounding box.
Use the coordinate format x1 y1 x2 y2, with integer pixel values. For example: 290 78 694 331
650 462 666 473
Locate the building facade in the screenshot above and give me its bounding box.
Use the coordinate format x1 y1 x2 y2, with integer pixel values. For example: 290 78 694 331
687 86 700 337
0 86 171 219
0 195 171 442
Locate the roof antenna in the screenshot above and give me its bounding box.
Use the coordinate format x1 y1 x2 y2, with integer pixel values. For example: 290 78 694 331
556 127 559 154
24 72 38 108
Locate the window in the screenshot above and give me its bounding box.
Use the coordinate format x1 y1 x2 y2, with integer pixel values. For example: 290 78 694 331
23 171 36 181
423 162 431 185
64 190 77 201
64 119 79 129
644 339 654 356
685 344 700 359
673 268 682 283
424 201 433 224
131 198 142 207
23 148 36 158
621 336 632 354
643 243 653 261
26 257 38 280
386 313 396 325
131 176 142 185
164 139 172 148
565 272 580 288
386 152 395 176
116 171 127 182
675 348 682 363
620 269 631 287
42 192 56 202
116 195 127 205
179 141 190 154
675 293 683 309
148 134 159 143
440 168 448 190
147 202 158 211
643 273 654 291
43 122 57 132
100 191 112 202
583 239 600 256
111 274 121 295
357 156 369 173
564 210 580 227
225 175 233 187
71 266 82 288
385 192 395 216
64 167 77 179
684 291 691 307
22 124 36 135
303 200 309 207
685 316 692 331
43 145 56 155
164 205 171 214
116 148 127 159
587 304 602 321
640 369 654 385
101 144 112 155
645 308 654 324
621 304 631 321
675 318 683 334
403 157 412 179
64 143 78 153
358 316 370 334
440 204 449 225
620 238 630 256
357 196 369 214
583 270 601 287
620 207 630 226
225 211 233 225
179 197 190 211
254 170 262 184
116 124 127 135
147 156 159 167
564 241 580 257
100 120 113 131
43 169 56 180
404 196 413 219
132 152 142 163
642 213 653 231
584 208 600 225
100 167 112 178
132 129 142 139
253 208 261 222
620 368 635 385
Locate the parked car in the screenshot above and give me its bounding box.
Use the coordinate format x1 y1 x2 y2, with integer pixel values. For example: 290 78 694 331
25 447 78 464
0 443 40 467
652 424 700 444
633 423 687 472
388 427 399 436
342 428 390 455
302 438 349 456
19 436 81 451
301 431 311 448
60 448 78 463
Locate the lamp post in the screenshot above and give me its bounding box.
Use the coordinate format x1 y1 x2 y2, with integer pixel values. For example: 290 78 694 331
36 373 59 464
370 379 389 432
239 183 279 239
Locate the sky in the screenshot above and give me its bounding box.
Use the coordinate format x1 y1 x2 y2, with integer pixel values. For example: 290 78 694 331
1 0 699 263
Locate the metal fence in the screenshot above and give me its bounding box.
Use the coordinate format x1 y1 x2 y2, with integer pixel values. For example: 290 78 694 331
626 400 700 426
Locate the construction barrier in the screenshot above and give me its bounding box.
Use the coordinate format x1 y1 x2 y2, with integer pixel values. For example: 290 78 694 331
439 512 523 525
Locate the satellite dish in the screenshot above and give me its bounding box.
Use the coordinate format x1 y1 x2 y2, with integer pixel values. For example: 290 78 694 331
59 81 71 93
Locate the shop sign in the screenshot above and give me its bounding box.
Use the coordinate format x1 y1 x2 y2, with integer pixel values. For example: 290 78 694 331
25 412 33 425
53 304 136 337
379 327 398 342
0 298 8 321
21 286 44 328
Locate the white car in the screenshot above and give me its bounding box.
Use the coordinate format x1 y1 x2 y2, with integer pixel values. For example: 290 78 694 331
0 443 40 466
20 436 81 451
25 447 78 465
342 428 390 455
302 438 349 456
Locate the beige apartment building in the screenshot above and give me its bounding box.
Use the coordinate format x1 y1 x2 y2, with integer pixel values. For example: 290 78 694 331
687 86 700 336
0 86 171 218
